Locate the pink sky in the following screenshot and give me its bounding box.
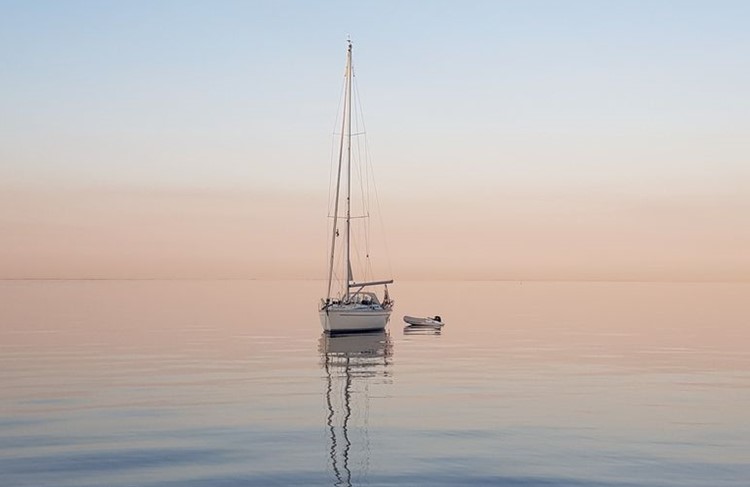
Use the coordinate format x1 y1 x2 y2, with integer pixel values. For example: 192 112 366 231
2 186 747 281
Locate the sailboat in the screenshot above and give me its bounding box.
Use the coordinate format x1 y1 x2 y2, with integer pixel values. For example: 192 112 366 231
319 40 394 333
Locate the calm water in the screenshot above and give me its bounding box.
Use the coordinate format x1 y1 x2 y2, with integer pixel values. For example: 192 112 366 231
1 280 748 486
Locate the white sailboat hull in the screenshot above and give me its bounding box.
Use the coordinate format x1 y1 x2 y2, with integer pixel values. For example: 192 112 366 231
319 305 391 333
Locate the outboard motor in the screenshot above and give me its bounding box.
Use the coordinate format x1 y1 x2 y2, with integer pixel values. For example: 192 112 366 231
434 315 441 322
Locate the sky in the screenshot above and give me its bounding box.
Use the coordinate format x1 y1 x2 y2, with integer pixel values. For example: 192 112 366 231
1 0 749 280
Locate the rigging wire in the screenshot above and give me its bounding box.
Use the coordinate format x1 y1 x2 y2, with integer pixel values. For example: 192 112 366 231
352 79 372 281
324 76 348 282
353 75 393 281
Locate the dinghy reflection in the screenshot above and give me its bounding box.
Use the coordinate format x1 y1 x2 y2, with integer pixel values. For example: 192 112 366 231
403 325 442 336
319 331 393 486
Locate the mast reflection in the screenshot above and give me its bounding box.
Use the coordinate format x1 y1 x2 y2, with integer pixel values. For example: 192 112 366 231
319 331 393 486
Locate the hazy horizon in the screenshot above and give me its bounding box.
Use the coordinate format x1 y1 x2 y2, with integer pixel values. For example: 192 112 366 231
2 185 747 282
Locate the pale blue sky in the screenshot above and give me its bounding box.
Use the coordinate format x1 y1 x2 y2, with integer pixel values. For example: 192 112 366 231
1 1 749 279
2 1 748 193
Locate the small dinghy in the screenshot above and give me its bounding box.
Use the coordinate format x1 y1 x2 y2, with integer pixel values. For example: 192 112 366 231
403 315 444 328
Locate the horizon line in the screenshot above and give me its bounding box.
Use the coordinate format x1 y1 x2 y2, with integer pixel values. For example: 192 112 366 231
1 277 748 283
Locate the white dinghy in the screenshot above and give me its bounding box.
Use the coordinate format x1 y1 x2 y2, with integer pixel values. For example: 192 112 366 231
403 315 444 328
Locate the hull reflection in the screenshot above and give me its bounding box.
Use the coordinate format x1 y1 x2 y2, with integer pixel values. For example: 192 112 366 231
319 331 393 486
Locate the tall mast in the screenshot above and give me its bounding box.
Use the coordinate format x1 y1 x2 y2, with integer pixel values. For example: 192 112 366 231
345 39 353 302
325 41 351 302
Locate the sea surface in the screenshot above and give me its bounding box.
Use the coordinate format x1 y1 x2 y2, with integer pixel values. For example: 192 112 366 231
1 280 748 486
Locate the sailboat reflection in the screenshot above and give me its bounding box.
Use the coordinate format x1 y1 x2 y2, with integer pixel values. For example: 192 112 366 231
319 331 393 486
